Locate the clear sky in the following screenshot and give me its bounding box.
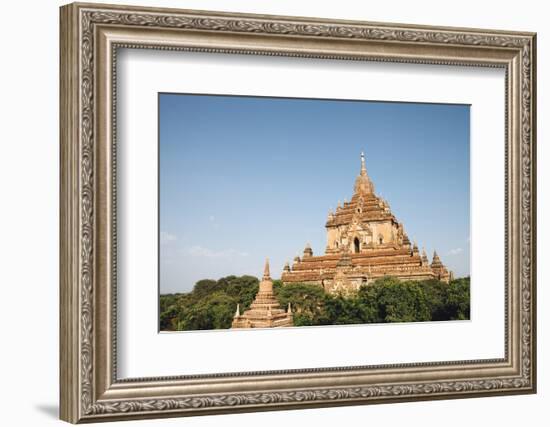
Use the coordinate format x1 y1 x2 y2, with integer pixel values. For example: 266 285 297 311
159 93 470 294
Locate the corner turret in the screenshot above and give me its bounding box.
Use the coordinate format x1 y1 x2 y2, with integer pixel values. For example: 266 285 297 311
303 243 313 258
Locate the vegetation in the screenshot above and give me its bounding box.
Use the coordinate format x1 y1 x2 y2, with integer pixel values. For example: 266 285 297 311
160 275 470 331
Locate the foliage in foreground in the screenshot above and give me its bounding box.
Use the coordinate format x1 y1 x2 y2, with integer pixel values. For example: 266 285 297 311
160 275 470 331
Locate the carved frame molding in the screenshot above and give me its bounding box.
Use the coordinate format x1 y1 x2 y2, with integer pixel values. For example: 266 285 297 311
60 2 536 423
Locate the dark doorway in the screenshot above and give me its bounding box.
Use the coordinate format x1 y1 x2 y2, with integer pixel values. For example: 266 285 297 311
354 238 360 253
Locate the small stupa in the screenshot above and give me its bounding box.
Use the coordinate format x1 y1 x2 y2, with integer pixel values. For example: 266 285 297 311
232 259 294 329
430 250 451 281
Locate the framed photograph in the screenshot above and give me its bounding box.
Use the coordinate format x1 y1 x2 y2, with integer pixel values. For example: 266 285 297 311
60 2 537 423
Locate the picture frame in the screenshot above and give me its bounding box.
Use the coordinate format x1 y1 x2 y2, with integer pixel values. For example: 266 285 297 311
59 2 537 423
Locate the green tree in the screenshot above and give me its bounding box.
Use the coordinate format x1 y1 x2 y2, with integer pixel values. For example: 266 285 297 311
218 275 259 310
274 283 326 326
357 276 431 323
191 279 221 298
159 304 179 331
177 292 237 330
321 294 376 325
416 279 448 321
445 277 470 320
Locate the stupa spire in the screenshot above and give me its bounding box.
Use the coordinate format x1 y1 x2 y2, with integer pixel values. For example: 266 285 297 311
232 260 294 329
263 258 271 280
354 151 375 195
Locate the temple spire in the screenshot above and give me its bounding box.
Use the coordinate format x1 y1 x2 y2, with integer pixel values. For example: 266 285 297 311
263 258 271 280
360 151 367 175
354 151 375 195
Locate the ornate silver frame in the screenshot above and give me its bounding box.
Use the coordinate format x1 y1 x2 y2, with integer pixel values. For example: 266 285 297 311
60 2 537 423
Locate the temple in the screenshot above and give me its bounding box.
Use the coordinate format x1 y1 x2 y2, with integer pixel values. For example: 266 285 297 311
281 152 452 295
232 259 294 328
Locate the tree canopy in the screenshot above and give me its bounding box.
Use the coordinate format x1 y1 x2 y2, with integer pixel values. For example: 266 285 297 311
160 275 470 331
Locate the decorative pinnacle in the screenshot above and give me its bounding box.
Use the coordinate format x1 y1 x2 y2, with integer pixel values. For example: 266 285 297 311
234 304 240 317
263 258 271 280
287 302 292 313
360 151 366 175
422 248 429 264
283 261 291 272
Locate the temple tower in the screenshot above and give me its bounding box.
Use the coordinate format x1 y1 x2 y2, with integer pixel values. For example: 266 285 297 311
232 259 294 329
281 152 453 293
324 152 404 254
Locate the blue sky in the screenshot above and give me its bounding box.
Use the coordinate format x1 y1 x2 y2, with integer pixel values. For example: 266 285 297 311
159 93 470 294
